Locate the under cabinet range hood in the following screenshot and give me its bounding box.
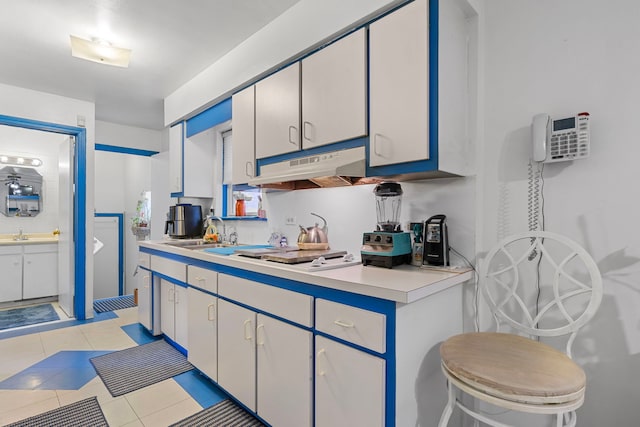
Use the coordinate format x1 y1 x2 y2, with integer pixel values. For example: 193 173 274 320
248 146 369 188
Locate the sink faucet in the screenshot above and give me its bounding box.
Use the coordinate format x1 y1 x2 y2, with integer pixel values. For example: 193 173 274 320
209 216 226 243
14 228 27 241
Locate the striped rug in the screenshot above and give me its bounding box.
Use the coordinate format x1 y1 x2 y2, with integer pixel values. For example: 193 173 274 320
93 294 136 313
90 340 193 396
170 399 266 427
6 396 108 427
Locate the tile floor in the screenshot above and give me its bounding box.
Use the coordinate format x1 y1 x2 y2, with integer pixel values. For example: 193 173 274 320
0 306 227 426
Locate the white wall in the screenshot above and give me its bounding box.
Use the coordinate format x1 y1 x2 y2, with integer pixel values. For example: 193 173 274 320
481 1 640 425
96 120 163 152
0 83 95 318
165 0 407 125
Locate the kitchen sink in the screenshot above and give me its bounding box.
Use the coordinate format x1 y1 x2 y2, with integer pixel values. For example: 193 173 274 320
163 240 234 250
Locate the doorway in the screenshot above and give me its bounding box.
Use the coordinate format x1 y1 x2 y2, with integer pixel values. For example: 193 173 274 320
0 114 88 320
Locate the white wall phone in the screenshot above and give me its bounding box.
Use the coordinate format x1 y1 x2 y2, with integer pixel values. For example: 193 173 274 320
531 112 590 162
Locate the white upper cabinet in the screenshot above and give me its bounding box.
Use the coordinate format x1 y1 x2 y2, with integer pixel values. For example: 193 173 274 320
231 86 256 184
301 28 367 150
255 63 301 159
369 0 429 167
169 122 183 194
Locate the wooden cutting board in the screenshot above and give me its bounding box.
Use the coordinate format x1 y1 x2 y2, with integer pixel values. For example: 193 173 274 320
261 249 347 264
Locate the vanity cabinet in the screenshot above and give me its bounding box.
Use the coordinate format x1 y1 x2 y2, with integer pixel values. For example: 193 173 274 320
255 63 301 159
301 28 367 149
22 244 58 299
0 246 22 302
0 243 57 302
231 86 256 184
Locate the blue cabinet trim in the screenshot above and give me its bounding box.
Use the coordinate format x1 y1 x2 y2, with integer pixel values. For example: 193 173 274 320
95 144 159 157
186 98 232 137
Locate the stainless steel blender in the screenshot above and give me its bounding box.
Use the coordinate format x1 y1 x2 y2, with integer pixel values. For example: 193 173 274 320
361 182 412 268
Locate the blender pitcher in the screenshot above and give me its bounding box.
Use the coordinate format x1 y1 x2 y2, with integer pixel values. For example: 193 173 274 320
373 181 403 232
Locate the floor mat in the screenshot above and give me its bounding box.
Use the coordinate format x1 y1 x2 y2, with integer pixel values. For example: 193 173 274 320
169 399 266 427
93 294 136 313
90 339 193 397
5 396 108 427
0 304 60 330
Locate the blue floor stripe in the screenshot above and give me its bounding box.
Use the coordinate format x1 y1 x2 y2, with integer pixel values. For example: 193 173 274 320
174 370 229 409
121 323 162 345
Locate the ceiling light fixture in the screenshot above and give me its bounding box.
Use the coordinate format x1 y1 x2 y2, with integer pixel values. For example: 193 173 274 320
70 35 131 68
0 155 42 167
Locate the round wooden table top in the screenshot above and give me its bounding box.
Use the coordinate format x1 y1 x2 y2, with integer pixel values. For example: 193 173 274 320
440 332 586 403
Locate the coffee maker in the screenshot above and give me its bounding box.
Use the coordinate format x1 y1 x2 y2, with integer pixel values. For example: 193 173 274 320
361 182 412 268
164 204 203 238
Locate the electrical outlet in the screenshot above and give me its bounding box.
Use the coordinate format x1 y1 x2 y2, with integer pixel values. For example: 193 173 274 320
285 216 296 225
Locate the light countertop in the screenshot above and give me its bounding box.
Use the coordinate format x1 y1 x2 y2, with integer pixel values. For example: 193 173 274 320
0 232 59 246
139 240 473 304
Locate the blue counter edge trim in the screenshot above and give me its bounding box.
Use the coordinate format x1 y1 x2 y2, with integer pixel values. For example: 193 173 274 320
0 114 87 320
95 144 159 157
95 213 125 295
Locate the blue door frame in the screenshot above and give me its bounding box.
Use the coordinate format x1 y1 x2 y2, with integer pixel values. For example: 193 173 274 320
0 114 88 320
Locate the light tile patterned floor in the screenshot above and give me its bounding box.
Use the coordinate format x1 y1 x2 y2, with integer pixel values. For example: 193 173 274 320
0 307 226 426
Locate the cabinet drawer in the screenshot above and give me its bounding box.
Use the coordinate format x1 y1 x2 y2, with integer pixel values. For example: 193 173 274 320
0 246 22 255
23 243 58 254
218 273 313 327
316 299 386 353
187 265 217 293
150 255 186 282
138 252 151 269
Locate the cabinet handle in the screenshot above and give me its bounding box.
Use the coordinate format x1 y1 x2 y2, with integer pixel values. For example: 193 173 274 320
317 348 327 376
174 289 179 304
373 133 383 157
168 288 175 302
334 319 355 328
195 276 204 282
256 324 265 346
207 304 215 321
288 126 298 145
245 161 254 178
243 319 252 341
303 121 313 142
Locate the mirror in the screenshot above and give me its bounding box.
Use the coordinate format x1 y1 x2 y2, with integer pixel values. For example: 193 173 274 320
0 166 43 216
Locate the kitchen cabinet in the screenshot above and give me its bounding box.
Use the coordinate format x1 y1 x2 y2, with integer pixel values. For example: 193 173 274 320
315 335 385 427
369 0 475 175
159 279 188 349
369 0 429 167
169 120 216 197
136 267 152 331
187 287 217 381
23 244 58 299
217 298 256 410
231 86 256 184
301 28 367 150
255 63 301 159
0 246 22 302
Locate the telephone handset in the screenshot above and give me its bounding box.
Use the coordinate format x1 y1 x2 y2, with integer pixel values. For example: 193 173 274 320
531 112 590 163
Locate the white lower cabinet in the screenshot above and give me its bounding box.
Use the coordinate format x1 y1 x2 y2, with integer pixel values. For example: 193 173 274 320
257 314 312 427
137 268 152 330
160 279 188 349
217 299 256 410
187 287 217 381
0 246 22 302
315 335 385 427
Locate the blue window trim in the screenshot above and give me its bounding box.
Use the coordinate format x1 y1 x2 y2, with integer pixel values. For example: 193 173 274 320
0 114 87 320
95 144 159 157
94 213 125 296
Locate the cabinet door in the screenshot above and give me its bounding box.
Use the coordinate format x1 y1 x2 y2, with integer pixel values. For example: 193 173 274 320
173 285 189 349
169 122 184 194
160 280 176 340
301 28 367 149
137 269 152 330
315 336 385 427
255 63 301 159
218 299 257 411
232 86 256 184
187 288 217 381
257 314 312 427
22 248 58 299
369 0 429 167
0 250 22 302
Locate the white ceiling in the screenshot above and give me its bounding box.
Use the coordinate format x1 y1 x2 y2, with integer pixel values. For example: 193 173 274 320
0 0 301 130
